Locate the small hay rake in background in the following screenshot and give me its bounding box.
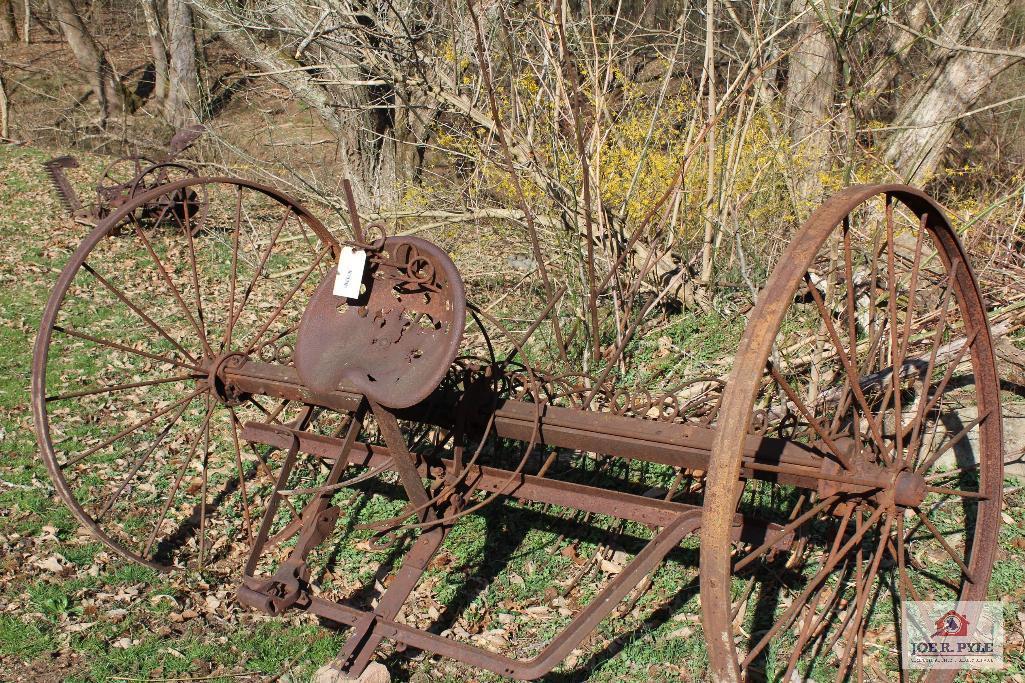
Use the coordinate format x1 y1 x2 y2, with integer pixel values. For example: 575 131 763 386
32 173 1003 681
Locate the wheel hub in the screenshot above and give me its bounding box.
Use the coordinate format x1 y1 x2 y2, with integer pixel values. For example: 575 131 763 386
892 469 927 507
206 352 250 406
817 437 927 508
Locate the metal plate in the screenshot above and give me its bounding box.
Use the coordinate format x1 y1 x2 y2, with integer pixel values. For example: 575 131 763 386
295 236 466 409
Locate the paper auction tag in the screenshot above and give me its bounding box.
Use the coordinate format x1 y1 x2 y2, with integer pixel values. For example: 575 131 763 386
333 246 366 299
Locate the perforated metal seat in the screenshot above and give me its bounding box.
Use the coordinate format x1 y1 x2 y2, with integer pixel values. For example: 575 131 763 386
295 236 466 409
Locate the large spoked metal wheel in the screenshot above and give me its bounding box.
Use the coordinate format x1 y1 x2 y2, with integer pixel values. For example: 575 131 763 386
32 178 339 572
699 185 1003 681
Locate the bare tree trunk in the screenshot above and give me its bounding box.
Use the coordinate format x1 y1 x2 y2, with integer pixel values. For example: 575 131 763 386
190 0 386 203
188 2 341 131
390 86 436 191
784 0 837 206
882 0 1020 184
699 0 716 284
0 0 16 43
189 2 349 129
166 0 200 126
47 0 126 122
369 0 437 205
20 0 27 43
142 0 168 103
0 71 9 139
857 0 927 115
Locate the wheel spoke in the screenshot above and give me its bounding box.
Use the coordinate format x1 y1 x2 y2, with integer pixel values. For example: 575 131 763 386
46 373 196 402
894 215 927 468
826 313 888 440
143 399 214 558
148 197 174 229
803 275 891 460
227 406 299 519
735 494 842 571
894 514 921 602
96 397 194 521
916 409 990 474
180 188 210 354
925 485 987 500
293 209 327 276
902 263 962 460
82 262 199 365
246 395 290 425
781 504 855 677
906 331 978 469
228 410 253 545
222 184 243 351
884 198 904 471
131 219 214 358
54 325 204 373
838 219 865 460
741 504 885 668
834 509 893 681
767 362 852 469
243 244 333 353
914 508 974 583
842 218 857 366
61 386 207 469
924 462 980 482
199 394 212 569
223 206 293 343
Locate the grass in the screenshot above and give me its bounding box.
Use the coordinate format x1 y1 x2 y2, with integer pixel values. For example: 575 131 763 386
1 141 1025 682
0 615 53 660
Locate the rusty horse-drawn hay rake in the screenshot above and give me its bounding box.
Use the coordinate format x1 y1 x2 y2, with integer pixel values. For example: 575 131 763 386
32 176 1003 681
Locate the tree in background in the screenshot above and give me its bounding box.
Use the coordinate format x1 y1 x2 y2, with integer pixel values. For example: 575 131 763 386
46 0 126 124
166 0 200 126
141 0 168 103
180 1 1025 302
190 0 440 207
784 0 837 205
5 0 1023 317
881 0 1022 184
0 0 17 43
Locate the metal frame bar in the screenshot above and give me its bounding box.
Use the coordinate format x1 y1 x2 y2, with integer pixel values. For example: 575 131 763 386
238 419 794 679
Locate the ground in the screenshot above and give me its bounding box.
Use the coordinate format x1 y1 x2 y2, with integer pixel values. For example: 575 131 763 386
2 142 1025 683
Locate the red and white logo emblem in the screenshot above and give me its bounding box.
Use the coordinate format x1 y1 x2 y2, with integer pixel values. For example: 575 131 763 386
933 610 969 638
